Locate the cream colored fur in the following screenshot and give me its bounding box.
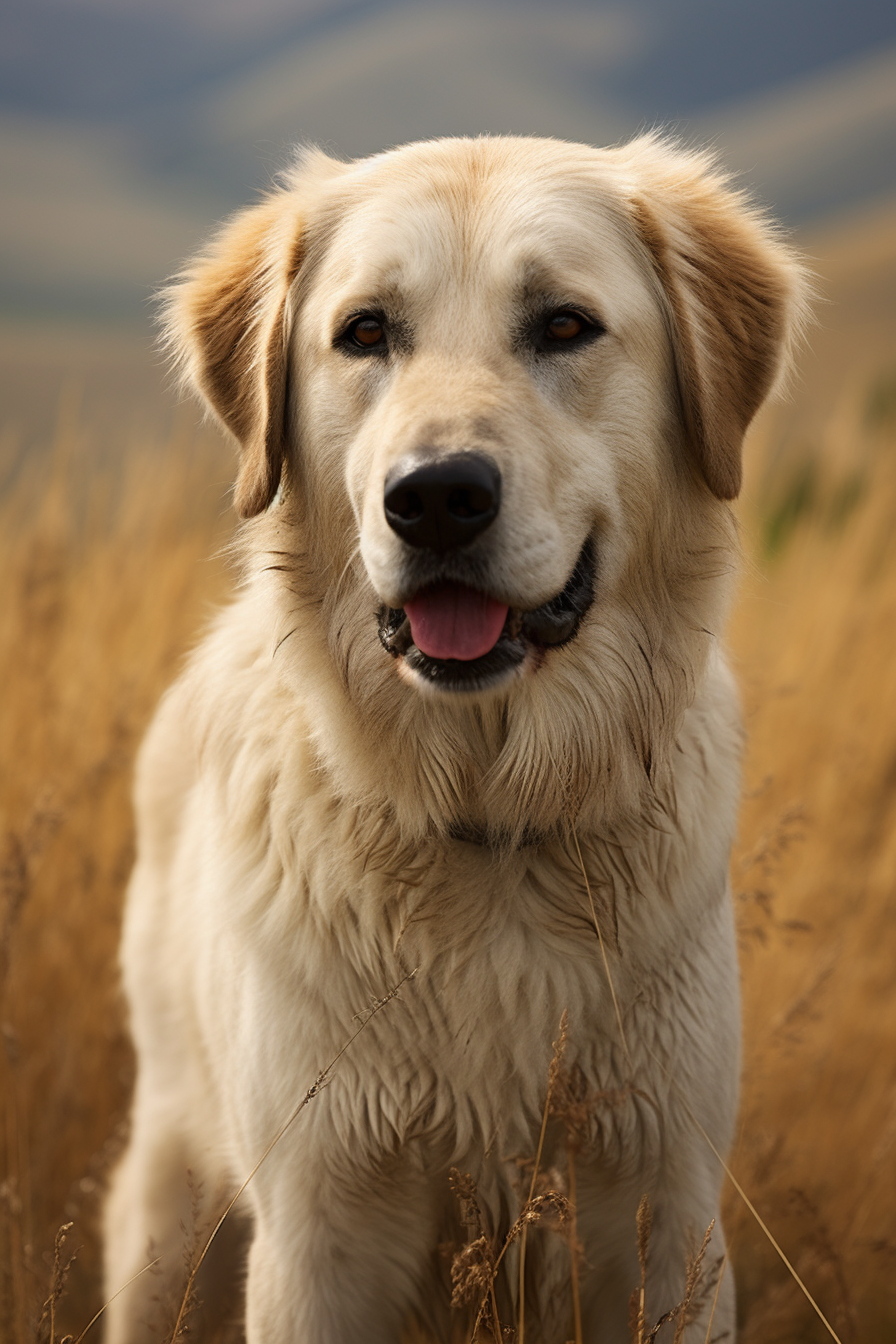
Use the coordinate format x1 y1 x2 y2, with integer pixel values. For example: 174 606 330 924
104 135 807 1343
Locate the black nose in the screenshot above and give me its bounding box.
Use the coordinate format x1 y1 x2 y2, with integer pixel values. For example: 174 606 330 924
383 453 501 552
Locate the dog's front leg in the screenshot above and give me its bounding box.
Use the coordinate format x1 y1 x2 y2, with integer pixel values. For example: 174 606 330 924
243 1131 439 1344
638 1153 737 1344
576 1166 735 1343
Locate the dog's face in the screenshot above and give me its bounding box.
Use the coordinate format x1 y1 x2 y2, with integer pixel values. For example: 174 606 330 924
294 142 675 694
167 136 805 838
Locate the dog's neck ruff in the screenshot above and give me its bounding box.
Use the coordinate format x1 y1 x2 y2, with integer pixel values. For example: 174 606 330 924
446 818 549 850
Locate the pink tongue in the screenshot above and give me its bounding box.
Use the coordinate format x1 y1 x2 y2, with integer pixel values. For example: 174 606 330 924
404 584 509 661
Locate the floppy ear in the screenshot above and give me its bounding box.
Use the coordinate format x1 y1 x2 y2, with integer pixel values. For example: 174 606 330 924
162 151 345 518
625 137 809 500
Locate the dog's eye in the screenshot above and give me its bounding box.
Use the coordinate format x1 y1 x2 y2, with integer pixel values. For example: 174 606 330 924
345 316 386 350
535 309 604 353
546 312 585 341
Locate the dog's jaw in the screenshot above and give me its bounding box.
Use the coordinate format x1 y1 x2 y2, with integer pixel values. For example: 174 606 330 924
377 537 596 693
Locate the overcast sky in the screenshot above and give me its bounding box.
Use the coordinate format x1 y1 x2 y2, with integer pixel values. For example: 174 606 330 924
4 0 895 118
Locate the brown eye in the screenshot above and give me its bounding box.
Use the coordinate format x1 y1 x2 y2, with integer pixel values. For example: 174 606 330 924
348 317 385 348
532 307 604 354
546 311 584 341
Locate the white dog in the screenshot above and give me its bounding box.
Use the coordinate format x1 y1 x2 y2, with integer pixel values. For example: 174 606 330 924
104 135 805 1343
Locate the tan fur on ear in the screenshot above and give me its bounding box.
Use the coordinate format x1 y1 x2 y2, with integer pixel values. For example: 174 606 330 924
624 137 809 500
162 149 344 517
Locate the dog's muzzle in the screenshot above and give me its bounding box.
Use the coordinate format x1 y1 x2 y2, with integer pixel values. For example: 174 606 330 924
377 537 596 692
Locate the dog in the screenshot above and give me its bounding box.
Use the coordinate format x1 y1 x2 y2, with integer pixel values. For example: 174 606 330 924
103 134 806 1343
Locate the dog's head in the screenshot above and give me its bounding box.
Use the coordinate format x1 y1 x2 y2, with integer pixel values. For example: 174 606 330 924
165 136 807 842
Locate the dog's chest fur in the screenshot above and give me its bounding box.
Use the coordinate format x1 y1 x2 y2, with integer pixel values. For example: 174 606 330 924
176 635 739 1192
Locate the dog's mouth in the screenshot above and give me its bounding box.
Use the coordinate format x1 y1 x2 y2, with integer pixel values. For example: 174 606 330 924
377 538 595 691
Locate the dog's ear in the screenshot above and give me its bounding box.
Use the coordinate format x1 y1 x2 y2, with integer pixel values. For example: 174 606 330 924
163 152 344 517
625 137 809 500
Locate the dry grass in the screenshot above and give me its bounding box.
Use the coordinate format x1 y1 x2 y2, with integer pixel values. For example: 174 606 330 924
2 309 896 1337
0 396 233 1340
724 379 896 1341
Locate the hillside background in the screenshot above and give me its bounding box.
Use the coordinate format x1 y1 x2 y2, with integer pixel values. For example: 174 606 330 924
2 0 895 448
2 2 896 1341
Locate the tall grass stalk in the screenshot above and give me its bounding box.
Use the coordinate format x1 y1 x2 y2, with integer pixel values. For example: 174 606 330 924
516 1012 567 1343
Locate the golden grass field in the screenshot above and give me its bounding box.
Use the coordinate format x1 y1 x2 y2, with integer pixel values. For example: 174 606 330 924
1 202 895 1342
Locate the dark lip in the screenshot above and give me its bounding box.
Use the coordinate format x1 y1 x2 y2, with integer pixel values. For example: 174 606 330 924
377 537 596 692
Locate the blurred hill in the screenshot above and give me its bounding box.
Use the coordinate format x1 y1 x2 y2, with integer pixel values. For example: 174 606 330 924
774 195 896 444
1 0 895 322
0 0 894 456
